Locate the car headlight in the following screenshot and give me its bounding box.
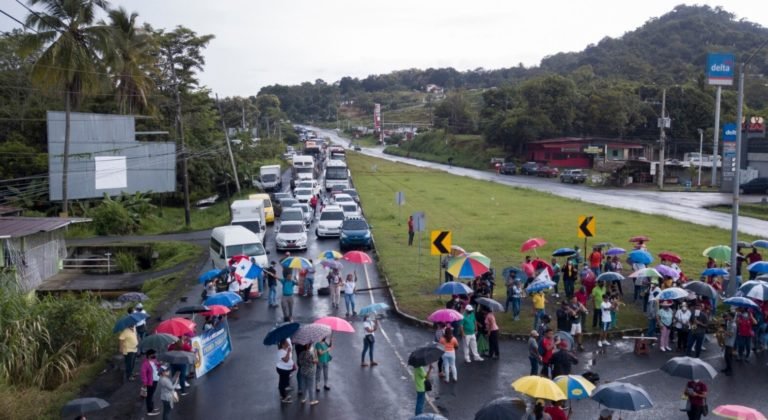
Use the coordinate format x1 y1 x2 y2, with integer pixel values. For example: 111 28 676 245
340 232 348 238
297 237 307 245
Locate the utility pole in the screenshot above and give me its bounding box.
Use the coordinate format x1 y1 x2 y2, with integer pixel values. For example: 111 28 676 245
241 102 246 131
711 86 722 186
697 128 704 187
167 50 191 227
216 93 241 194
657 88 667 190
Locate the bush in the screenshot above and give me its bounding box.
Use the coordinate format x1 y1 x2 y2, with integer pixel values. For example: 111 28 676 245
91 201 136 235
114 252 139 273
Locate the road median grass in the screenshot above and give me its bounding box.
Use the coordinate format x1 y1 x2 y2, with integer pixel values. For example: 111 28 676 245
347 153 756 335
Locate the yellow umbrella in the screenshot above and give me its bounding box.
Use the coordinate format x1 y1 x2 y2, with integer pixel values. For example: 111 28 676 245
511 375 567 401
553 375 595 400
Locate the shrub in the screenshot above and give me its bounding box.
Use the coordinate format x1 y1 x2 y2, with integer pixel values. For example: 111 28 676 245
114 252 139 273
91 201 135 235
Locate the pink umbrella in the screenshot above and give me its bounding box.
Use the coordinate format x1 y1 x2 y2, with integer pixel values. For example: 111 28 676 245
200 305 230 317
427 309 464 323
713 405 767 420
522 262 535 277
156 317 196 336
521 238 547 253
343 251 373 264
314 316 355 333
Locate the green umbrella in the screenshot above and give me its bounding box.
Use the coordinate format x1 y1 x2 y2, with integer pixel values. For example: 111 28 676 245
703 245 731 262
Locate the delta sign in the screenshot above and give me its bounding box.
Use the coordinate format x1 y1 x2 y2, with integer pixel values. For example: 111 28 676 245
707 53 734 86
723 123 738 142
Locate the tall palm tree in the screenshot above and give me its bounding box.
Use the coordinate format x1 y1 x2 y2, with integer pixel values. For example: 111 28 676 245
104 7 156 115
20 0 111 216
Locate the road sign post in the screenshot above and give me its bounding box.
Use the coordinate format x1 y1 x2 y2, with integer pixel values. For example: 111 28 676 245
578 216 596 257
413 211 425 270
395 191 405 225
431 230 452 285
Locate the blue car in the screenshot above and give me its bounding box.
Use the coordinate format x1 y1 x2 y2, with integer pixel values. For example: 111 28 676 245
339 217 372 251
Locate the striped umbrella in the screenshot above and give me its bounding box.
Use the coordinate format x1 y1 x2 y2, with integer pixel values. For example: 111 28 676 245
446 255 490 279
282 256 312 269
553 375 595 400
292 323 332 345
317 250 344 261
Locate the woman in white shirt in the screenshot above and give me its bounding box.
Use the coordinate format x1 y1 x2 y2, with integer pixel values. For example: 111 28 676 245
674 302 692 352
276 339 294 403
343 273 357 317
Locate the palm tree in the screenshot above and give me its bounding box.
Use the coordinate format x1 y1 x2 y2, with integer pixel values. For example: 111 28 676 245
104 7 156 115
20 0 112 216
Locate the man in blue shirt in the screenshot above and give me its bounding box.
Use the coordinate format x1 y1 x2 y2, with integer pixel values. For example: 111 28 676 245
280 273 297 322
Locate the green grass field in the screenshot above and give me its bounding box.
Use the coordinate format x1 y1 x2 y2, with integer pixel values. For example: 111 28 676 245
710 203 768 221
348 153 755 335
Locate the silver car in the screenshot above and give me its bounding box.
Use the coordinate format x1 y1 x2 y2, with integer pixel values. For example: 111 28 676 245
275 221 308 251
291 203 314 227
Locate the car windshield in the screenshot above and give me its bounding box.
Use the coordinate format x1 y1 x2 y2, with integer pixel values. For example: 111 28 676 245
343 220 368 230
226 242 265 257
298 182 313 189
295 189 311 196
342 204 357 212
281 211 303 221
262 198 272 207
336 196 352 202
274 193 290 200
262 174 276 182
343 190 358 197
280 199 298 208
279 224 304 233
321 211 344 221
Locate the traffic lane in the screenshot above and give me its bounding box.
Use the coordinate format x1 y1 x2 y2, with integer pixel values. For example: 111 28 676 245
312 126 768 237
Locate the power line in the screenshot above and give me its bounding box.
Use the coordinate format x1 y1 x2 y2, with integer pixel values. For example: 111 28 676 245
14 0 65 36
0 8 37 33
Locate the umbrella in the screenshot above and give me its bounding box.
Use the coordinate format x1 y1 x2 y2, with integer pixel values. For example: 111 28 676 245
446 255 490 279
526 278 555 294
552 247 577 257
713 404 767 420
198 268 226 284
359 302 390 316
629 236 650 243
474 397 527 420
738 281 768 301
747 261 768 274
605 247 626 256
596 272 624 283
521 237 547 253
434 281 473 295
118 292 149 303
175 304 210 315
738 240 753 249
511 375 566 401
501 266 525 281
702 268 729 277
317 250 344 260
158 350 195 365
450 244 467 256
532 259 555 277
201 305 231 317
407 346 444 367
683 281 718 299
595 242 613 248
475 297 504 312
263 322 300 346
554 331 575 350
61 398 110 417
704 245 731 261
282 256 312 269
752 240 768 249
655 264 680 279
628 268 661 279
411 414 448 420
465 252 492 267
204 291 243 308
155 317 196 336
627 250 653 265
553 375 596 400
343 250 373 264
591 382 653 411
314 316 355 333
658 251 682 264
657 287 689 301
661 356 717 380
428 309 464 323
723 296 760 309
320 259 343 270
113 312 148 333
138 333 177 353
292 323 332 345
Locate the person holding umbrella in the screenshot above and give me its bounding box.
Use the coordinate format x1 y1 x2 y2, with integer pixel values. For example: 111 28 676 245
280 272 298 322
657 300 674 351
167 337 192 396
118 325 139 382
413 363 433 415
328 268 342 309
361 315 379 367
314 336 332 392
157 364 179 419
265 261 279 307
135 303 149 341
684 378 708 420
686 302 709 358
561 260 577 299
276 339 294 403
140 350 160 416
735 307 757 361
343 273 357 317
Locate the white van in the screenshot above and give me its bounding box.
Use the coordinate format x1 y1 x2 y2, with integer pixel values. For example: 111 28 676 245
210 226 268 270
230 200 266 243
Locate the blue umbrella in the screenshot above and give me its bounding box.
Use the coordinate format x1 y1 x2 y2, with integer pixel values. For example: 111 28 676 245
752 240 768 249
526 279 555 294
359 302 390 316
112 312 148 333
552 247 577 257
747 261 768 274
702 268 728 277
591 382 653 411
723 296 760 309
501 266 525 282
199 268 227 284
596 272 624 282
204 291 243 308
657 287 689 301
739 281 768 301
434 281 473 295
263 322 300 346
627 250 653 265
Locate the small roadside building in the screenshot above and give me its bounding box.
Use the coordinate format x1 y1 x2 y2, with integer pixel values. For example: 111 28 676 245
526 137 652 169
0 217 87 292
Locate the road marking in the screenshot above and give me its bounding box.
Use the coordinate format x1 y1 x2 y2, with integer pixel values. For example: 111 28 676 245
362 262 440 414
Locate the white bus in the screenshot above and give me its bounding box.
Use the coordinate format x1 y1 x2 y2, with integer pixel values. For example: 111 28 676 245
324 159 350 191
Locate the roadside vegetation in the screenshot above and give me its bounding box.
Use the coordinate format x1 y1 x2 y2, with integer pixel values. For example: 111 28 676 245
348 153 756 334
710 203 768 222
384 129 502 170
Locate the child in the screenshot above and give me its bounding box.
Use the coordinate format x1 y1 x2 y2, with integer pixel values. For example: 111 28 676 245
610 294 623 330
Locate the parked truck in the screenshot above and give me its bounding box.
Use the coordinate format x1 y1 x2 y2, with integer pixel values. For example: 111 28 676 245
230 199 267 244
254 164 282 192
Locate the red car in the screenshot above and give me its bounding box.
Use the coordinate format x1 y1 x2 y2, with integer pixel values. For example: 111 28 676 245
536 166 559 178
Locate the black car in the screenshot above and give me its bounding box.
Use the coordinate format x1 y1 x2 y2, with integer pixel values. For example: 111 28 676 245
499 162 517 175
740 177 768 194
520 162 539 176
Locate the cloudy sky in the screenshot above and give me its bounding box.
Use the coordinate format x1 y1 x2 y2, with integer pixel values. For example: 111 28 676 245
1 1 766 96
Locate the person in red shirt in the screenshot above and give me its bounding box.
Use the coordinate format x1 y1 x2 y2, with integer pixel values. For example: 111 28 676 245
589 247 603 276
747 248 763 264
407 216 414 246
544 400 568 420
684 379 708 420
540 328 555 378
574 286 589 328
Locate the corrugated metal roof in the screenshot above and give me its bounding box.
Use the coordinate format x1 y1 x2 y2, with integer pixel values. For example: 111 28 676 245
0 217 88 238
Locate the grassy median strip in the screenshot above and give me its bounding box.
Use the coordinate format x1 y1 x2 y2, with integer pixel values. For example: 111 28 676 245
347 153 755 335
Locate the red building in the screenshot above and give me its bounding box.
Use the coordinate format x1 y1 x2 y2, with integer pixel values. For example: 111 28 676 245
525 137 650 169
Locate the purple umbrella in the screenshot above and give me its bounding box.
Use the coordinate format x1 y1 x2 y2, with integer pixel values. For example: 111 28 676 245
655 264 680 279
605 247 626 256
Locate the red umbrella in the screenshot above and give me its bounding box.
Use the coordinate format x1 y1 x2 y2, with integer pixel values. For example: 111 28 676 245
532 259 554 277
520 238 547 253
200 305 231 317
629 236 650 243
343 251 373 264
658 251 682 264
228 254 249 266
156 317 196 337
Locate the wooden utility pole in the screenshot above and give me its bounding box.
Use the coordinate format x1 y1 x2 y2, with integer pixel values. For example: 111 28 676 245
657 88 667 190
167 50 191 226
216 93 241 194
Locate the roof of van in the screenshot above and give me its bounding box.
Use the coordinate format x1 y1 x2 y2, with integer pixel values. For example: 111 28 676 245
211 225 261 240
231 199 263 208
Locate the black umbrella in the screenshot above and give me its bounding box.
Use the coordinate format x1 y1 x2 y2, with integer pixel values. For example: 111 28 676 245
118 292 149 302
158 350 195 365
175 304 210 315
661 356 717 380
683 281 717 299
475 297 504 312
61 397 109 417
138 333 177 353
474 397 527 420
408 346 444 367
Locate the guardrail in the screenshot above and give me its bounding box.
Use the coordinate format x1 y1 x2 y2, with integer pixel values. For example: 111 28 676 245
62 256 113 274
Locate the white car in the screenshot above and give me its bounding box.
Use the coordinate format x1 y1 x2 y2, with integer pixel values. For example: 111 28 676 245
275 221 308 251
278 208 304 229
340 203 361 219
316 205 345 238
291 203 314 227
333 193 355 206
296 180 321 196
293 188 313 203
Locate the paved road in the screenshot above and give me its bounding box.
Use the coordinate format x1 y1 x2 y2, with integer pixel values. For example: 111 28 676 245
310 126 768 237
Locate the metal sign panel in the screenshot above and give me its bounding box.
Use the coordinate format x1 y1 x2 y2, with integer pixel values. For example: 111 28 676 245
395 191 405 206
431 230 452 255
707 53 735 86
412 211 426 232
578 216 596 238
723 123 737 142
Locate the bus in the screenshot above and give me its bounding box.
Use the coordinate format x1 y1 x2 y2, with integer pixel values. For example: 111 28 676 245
324 159 350 191
292 155 315 181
